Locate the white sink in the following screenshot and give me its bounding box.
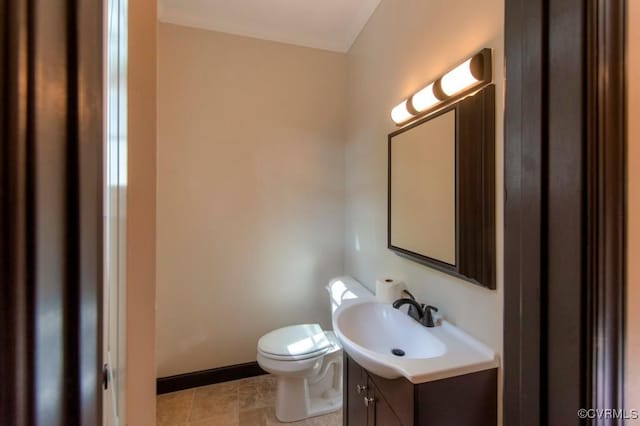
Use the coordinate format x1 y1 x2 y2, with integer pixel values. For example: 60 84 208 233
329 277 498 384
335 302 446 360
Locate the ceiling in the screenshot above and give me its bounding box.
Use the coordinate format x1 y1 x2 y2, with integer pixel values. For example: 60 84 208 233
158 0 382 53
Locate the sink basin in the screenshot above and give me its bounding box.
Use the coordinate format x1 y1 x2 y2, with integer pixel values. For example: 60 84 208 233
335 302 446 360
331 291 498 383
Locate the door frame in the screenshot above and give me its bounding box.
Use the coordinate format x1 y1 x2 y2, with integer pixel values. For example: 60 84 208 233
504 0 626 424
0 0 104 424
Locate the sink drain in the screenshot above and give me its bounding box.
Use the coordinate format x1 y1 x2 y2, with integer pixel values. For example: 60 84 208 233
391 348 405 357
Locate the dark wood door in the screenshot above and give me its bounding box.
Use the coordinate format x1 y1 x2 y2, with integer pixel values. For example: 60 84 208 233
0 0 104 424
345 355 368 426
504 0 626 423
367 377 402 426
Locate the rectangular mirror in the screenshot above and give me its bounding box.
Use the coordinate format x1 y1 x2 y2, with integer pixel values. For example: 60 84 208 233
388 85 496 289
390 109 457 265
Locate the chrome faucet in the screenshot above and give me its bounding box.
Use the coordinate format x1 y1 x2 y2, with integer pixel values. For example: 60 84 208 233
392 293 439 328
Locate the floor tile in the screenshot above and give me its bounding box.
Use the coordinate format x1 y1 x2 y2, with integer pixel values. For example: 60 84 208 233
157 389 195 426
238 375 276 411
316 410 343 426
286 409 343 426
187 412 239 426
238 406 274 426
189 381 239 422
157 375 342 426
238 406 343 426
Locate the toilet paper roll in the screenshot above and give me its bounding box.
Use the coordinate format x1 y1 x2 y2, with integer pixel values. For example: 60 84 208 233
376 278 406 304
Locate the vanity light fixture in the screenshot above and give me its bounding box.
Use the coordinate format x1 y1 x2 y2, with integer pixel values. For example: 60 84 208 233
411 83 439 113
390 48 492 125
390 100 414 124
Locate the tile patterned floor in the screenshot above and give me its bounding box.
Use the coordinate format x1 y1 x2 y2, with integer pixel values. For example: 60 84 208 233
157 375 343 426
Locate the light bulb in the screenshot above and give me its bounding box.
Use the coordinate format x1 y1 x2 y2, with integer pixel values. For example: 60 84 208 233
391 100 414 124
410 83 439 112
440 58 480 97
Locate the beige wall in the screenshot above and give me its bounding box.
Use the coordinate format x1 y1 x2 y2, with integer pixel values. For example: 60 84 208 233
627 0 639 412
344 0 504 413
157 24 347 377
127 0 157 424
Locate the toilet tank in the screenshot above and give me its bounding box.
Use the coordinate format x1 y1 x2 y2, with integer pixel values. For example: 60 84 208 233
326 276 372 313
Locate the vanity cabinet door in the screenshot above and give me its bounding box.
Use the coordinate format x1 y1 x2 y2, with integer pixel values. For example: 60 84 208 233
345 354 367 426
344 354 497 426
366 377 402 426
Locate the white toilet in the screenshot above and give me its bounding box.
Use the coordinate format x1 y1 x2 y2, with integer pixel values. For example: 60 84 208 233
256 323 342 422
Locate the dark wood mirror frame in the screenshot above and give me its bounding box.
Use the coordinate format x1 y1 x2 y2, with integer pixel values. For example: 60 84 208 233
388 84 496 289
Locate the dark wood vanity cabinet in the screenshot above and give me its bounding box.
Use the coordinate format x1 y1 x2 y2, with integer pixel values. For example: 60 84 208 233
343 353 497 426
346 353 369 425
346 356 405 426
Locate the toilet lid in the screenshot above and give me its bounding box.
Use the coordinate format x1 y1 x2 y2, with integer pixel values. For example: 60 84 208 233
258 324 332 358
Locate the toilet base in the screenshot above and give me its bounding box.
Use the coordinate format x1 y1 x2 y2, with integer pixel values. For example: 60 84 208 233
273 350 343 422
274 377 342 422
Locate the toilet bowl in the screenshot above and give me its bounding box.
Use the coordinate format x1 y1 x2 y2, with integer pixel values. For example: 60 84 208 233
257 324 342 422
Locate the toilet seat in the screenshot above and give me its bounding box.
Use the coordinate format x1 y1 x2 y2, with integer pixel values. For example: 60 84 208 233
258 324 332 361
259 346 330 361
